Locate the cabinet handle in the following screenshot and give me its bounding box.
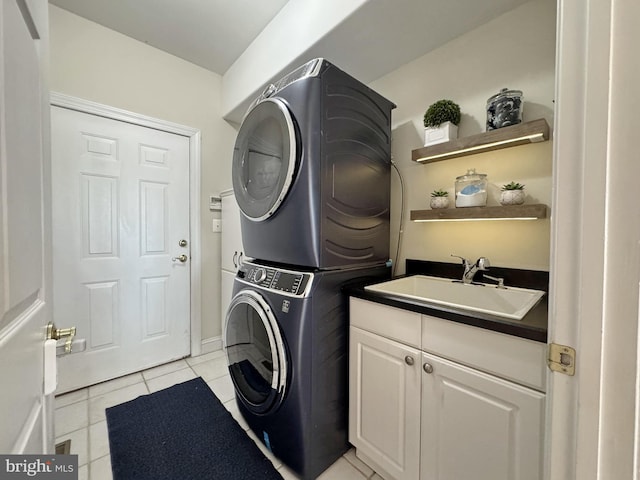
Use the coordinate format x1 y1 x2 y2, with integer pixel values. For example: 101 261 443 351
405 356 414 366
233 251 238 268
423 363 434 374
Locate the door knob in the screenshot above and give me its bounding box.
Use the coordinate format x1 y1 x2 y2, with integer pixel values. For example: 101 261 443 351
172 254 188 263
178 239 188 247
47 322 76 354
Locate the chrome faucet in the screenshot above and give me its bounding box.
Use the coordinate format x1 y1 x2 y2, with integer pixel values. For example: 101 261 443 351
451 255 490 284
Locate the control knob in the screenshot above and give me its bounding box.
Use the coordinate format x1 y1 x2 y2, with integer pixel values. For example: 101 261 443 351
254 268 267 283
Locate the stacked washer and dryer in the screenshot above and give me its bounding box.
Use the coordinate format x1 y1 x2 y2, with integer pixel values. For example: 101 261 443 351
224 59 395 479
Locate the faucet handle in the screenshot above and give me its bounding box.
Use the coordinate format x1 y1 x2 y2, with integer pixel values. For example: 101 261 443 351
451 254 469 265
476 257 490 270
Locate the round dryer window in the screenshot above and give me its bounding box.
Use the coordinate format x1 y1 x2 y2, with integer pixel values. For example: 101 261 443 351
232 98 298 221
224 290 288 413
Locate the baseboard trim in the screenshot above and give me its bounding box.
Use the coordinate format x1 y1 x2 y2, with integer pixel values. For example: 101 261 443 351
200 336 222 355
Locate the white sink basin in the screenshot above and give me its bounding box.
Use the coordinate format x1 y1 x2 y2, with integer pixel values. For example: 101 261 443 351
365 275 545 320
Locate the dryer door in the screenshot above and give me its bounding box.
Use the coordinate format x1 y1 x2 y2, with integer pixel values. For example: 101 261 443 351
224 289 288 413
232 98 298 222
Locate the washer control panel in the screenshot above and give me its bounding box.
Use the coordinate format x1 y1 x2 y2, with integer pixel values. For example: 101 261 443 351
238 262 312 297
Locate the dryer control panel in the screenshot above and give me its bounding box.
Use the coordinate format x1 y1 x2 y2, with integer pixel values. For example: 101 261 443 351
238 261 312 297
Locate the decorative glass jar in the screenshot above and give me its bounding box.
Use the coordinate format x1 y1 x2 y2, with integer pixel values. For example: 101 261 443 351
455 169 487 207
486 88 523 131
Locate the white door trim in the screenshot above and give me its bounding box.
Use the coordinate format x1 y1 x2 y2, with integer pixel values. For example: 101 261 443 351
548 0 640 478
49 92 203 357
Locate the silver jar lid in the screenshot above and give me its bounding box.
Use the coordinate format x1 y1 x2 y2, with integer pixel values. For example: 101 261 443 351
456 168 486 181
487 88 523 105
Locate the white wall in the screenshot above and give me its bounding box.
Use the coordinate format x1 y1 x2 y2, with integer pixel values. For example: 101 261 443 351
369 0 556 272
221 0 368 120
48 5 237 341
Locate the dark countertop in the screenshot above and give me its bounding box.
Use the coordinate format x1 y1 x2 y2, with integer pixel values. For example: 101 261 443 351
345 260 548 343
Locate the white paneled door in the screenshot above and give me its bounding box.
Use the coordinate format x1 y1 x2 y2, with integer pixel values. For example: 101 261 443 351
0 0 54 453
51 106 191 393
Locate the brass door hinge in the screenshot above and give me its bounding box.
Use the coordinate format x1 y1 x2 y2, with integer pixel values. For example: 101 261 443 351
548 343 576 376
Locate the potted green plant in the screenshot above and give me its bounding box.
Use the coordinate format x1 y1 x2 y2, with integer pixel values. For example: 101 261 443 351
500 181 525 205
430 189 450 209
423 99 461 147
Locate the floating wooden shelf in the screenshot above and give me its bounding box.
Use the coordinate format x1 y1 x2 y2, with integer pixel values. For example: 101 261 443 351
412 119 550 164
411 204 548 222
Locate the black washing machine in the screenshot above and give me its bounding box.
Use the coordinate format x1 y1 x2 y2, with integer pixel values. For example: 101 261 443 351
232 58 395 269
224 260 389 479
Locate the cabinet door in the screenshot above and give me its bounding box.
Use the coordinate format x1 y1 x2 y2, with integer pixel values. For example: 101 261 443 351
421 352 545 480
349 327 421 480
221 192 243 272
220 269 235 339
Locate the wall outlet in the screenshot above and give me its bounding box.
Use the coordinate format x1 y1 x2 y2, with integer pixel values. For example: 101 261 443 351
212 219 222 233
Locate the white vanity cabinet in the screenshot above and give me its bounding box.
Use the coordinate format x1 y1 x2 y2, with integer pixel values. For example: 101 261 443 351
349 297 546 480
420 351 545 480
349 323 422 480
220 189 244 323
220 189 244 273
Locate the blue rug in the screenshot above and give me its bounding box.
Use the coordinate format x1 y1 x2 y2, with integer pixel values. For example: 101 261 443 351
106 377 283 480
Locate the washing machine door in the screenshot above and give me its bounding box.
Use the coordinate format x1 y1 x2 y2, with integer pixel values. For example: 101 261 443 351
224 289 288 413
232 98 298 222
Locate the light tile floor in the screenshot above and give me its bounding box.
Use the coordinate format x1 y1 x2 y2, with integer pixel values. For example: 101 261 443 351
54 350 382 480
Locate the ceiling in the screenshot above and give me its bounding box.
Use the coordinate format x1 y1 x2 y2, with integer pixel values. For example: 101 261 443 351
49 0 532 79
48 0 533 121
48 0 290 74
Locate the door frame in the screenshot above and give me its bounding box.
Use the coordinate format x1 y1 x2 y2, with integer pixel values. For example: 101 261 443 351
548 0 640 478
49 92 204 357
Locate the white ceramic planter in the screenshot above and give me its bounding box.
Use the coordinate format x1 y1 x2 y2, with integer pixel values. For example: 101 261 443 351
430 196 450 209
424 121 458 147
500 189 525 205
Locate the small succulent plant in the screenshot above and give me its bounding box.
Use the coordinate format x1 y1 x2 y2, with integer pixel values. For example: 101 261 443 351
501 181 525 191
431 189 449 197
423 100 461 128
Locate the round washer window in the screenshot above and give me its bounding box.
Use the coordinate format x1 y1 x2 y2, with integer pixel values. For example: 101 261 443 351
224 290 288 413
232 98 297 221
